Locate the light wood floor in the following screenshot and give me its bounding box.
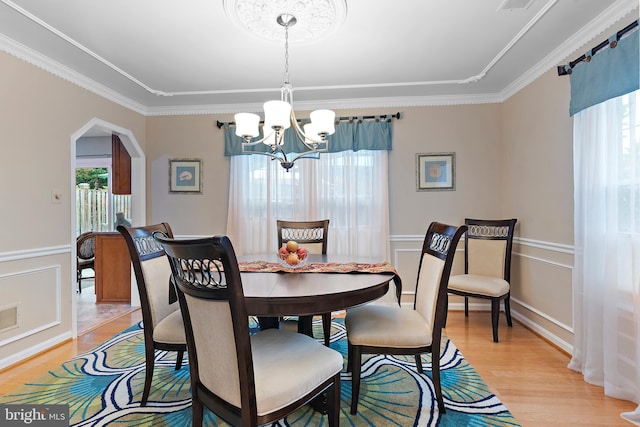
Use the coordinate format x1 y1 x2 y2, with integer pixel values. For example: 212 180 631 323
76 280 136 335
0 310 636 426
444 312 636 427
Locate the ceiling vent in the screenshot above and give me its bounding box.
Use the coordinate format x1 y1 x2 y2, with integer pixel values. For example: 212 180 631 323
497 0 535 11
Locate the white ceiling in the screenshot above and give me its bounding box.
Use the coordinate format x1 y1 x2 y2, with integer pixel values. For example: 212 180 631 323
0 0 637 116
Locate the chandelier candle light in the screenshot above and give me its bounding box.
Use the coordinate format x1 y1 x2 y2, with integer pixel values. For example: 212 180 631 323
234 13 336 171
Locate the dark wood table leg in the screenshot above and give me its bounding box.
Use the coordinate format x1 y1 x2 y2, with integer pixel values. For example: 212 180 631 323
257 316 279 330
297 315 314 336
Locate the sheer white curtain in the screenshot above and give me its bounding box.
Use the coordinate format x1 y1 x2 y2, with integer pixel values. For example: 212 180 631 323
226 150 390 261
570 91 640 424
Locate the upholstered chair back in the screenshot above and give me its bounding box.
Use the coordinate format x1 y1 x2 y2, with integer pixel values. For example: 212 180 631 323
464 220 516 281
118 223 179 328
184 292 241 405
139 254 180 328
414 254 446 327
415 224 466 329
467 239 507 278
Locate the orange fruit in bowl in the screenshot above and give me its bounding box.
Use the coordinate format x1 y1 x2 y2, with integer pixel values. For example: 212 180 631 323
286 240 299 252
297 247 308 260
285 252 300 265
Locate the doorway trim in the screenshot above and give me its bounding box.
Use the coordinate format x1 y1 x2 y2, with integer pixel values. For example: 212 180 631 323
70 118 145 337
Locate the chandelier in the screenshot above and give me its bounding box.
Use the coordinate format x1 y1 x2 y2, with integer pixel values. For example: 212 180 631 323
233 13 336 171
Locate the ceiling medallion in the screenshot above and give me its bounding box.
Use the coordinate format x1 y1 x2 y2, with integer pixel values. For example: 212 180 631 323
223 0 347 44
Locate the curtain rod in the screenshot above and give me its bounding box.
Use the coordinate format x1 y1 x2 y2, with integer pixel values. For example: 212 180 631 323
557 19 638 76
216 112 401 129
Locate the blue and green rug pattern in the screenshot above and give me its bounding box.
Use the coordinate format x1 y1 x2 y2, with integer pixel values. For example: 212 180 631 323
0 319 519 426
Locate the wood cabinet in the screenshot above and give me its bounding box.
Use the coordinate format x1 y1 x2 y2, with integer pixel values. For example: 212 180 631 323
112 134 131 195
94 232 131 303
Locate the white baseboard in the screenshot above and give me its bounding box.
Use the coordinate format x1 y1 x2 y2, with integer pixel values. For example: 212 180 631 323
0 332 72 370
445 302 573 354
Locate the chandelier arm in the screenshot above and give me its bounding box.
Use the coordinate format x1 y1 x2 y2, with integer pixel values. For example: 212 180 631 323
289 123 322 149
240 134 272 146
288 110 327 148
288 146 329 164
241 144 288 162
246 150 286 166
274 144 291 163
289 108 306 137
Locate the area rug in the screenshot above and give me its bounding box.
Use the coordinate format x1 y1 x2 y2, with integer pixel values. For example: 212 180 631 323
0 319 519 426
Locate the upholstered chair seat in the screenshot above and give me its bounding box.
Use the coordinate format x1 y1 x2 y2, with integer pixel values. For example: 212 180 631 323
248 329 342 415
448 274 509 298
346 305 432 348
152 310 186 344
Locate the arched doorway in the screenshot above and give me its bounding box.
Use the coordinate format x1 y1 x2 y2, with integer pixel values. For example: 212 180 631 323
70 118 145 336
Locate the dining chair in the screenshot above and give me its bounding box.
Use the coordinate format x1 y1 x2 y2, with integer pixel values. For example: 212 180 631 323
76 231 95 293
155 233 342 427
345 221 466 415
117 223 187 406
276 219 332 346
447 218 517 343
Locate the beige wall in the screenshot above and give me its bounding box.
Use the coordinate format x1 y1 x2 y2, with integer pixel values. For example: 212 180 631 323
0 46 577 367
0 51 145 367
145 114 230 235
501 70 575 347
144 101 576 352
386 104 505 303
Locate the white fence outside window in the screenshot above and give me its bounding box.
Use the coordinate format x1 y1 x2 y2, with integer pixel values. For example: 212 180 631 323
76 186 131 235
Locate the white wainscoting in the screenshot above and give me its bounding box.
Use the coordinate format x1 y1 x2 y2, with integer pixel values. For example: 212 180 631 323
0 246 72 370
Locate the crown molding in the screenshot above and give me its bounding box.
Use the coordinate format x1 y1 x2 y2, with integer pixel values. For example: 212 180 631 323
498 0 639 101
0 32 148 116
143 94 505 116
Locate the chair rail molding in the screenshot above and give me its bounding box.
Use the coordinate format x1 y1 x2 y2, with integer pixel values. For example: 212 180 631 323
513 236 574 254
0 245 70 262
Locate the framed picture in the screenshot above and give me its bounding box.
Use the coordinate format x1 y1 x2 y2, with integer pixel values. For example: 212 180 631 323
416 152 455 191
169 159 202 194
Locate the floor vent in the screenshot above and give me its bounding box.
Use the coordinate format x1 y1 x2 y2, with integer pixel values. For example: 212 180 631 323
0 305 18 332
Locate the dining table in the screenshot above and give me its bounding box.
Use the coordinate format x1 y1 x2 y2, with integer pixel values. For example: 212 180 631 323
237 253 402 334
237 253 402 414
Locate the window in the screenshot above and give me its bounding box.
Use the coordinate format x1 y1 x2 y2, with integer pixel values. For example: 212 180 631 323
619 92 639 233
75 157 131 234
226 150 390 260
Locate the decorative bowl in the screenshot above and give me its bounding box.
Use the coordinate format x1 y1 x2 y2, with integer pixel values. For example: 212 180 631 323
277 250 309 269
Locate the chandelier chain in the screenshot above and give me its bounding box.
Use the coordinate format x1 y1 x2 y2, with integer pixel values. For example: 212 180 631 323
283 23 290 86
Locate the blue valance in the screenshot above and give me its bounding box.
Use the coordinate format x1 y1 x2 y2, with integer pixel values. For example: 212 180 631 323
223 117 393 156
568 22 639 116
